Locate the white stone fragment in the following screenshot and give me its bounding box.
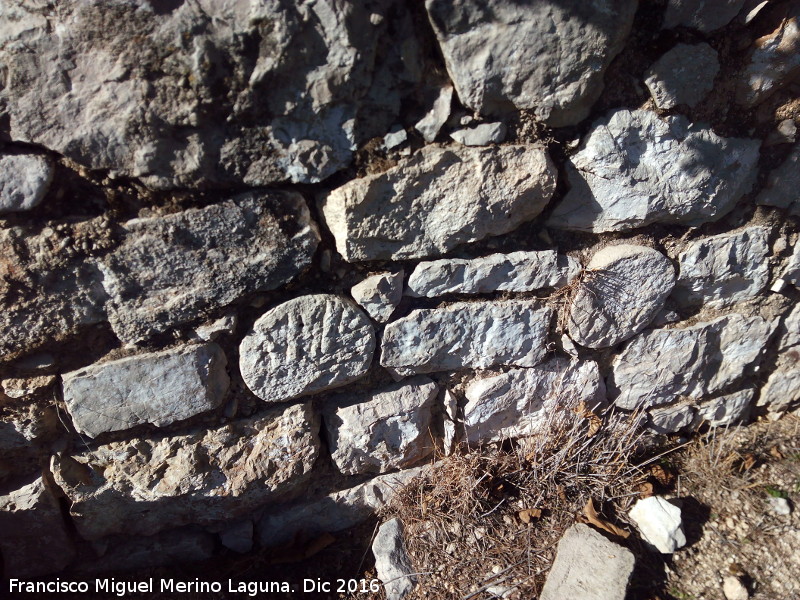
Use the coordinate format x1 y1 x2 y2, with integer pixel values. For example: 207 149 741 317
373 518 416 600
723 576 750 600
443 389 458 455
384 127 408 150
415 84 453 142
629 496 686 553
768 496 792 516
351 271 404 322
449 122 506 146
0 154 54 213
191 313 238 342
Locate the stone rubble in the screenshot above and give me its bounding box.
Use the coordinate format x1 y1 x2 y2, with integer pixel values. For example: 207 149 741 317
629 496 687 554
320 144 556 261
381 301 552 377
373 518 417 600
239 295 375 404
406 250 579 298
645 43 720 109
567 245 676 349
0 154 54 214
547 110 760 233
324 377 439 475
62 343 230 438
351 271 404 323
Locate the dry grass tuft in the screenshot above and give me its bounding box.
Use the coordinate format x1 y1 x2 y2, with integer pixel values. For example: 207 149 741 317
383 397 652 599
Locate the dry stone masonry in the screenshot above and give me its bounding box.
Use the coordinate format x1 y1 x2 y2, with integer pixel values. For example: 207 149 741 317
1 0 798 583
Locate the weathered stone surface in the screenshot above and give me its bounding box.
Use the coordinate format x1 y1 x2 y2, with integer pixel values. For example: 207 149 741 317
463 358 606 444
663 0 746 32
547 110 760 233
406 251 579 298
351 271 404 323
100 191 319 344
425 0 637 126
568 245 675 349
645 43 719 109
609 314 776 410
373 518 416 600
240 295 374 403
450 122 506 146
257 466 428 548
0 475 76 577
191 313 238 342
62 343 229 438
779 243 800 287
381 301 552 377
539 523 635 600
777 303 800 353
673 227 770 309
629 496 686 553
51 402 319 540
737 4 800 106
758 142 800 214
0 1 416 189
415 85 453 143
0 154 54 213
0 400 59 454
325 377 438 475
697 389 755 427
443 390 458 455
758 367 800 413
320 144 556 261
649 403 697 434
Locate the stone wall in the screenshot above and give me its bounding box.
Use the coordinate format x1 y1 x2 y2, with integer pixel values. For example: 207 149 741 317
1 0 799 578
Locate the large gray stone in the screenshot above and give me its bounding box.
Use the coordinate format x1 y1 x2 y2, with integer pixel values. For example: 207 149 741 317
100 191 319 345
696 389 755 427
758 142 800 214
568 245 675 349
663 0 747 32
645 43 719 109
325 377 438 475
406 251 579 298
381 301 552 377
319 144 556 261
51 402 319 540
0 476 76 577
539 524 635 600
351 271 404 323
672 227 770 309
373 518 416 600
425 0 637 126
239 294 375 403
0 0 415 188
547 110 760 233
609 314 776 410
0 154 54 213
62 343 229 438
463 358 606 444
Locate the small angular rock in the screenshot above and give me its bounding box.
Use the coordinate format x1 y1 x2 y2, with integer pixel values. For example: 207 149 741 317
351 271 404 322
629 496 686 553
547 110 760 233
696 389 755 427
320 144 556 261
539 523 635 600
723 575 750 600
406 251 579 298
373 518 416 600
415 84 453 142
62 343 230 437
778 243 800 287
649 403 697 434
663 0 747 32
673 227 770 308
381 301 552 377
191 313 238 342
463 358 605 444
0 154 54 213
568 245 675 349
645 43 719 109
324 377 439 475
240 295 375 403
450 122 506 146
758 142 800 214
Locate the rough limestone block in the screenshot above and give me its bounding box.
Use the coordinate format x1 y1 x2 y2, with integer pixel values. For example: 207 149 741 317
62 343 230 437
758 367 800 413
51 402 319 540
539 523 635 600
568 245 675 349
425 0 637 126
645 43 719 109
673 227 770 309
463 358 606 444
325 377 439 475
0 475 76 577
351 271 404 322
610 314 776 410
758 142 800 214
100 191 319 344
663 0 747 32
319 144 556 261
696 389 755 427
406 251 579 298
0 154 54 213
240 295 375 403
373 518 416 600
629 496 687 553
381 301 552 377
778 303 800 352
547 110 760 233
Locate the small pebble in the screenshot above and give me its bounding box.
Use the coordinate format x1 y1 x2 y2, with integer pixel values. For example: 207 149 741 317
722 575 749 600
768 496 791 516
